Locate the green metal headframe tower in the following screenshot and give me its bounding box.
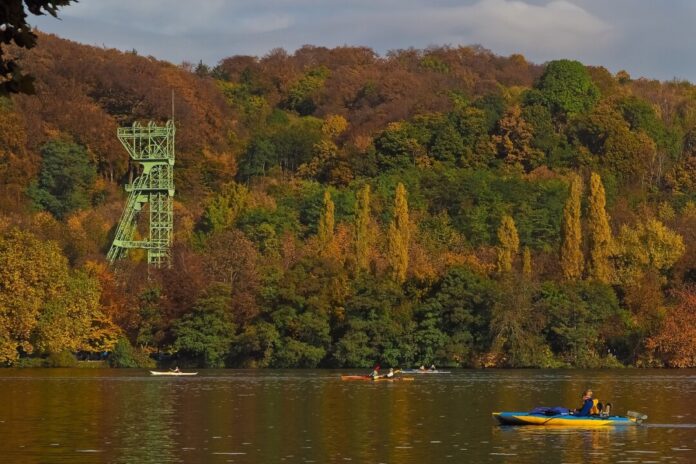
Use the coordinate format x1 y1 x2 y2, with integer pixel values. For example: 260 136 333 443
107 120 175 268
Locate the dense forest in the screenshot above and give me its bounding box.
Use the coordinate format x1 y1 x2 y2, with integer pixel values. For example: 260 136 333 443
0 32 695 368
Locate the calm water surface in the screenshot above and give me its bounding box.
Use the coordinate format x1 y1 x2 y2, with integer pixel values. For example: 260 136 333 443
1 369 695 463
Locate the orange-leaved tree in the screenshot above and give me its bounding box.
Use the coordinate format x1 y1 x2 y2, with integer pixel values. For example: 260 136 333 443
646 288 696 367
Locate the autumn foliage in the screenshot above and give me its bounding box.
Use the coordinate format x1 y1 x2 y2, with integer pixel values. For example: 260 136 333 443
0 34 694 367
647 289 696 367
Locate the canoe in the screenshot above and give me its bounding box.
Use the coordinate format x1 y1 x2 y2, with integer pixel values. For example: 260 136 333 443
492 411 643 427
400 369 451 374
150 371 198 376
340 375 415 382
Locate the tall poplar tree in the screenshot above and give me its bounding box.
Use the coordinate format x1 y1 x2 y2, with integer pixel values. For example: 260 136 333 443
560 174 583 280
354 184 373 272
496 215 519 273
586 172 613 283
388 183 410 283
318 190 335 255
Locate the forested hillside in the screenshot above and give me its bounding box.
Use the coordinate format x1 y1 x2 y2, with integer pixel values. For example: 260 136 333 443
1 32 695 368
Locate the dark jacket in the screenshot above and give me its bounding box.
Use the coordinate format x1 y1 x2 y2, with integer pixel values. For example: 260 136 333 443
576 397 594 416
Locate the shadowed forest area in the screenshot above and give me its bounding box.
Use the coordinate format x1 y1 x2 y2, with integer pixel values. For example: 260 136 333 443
1 33 695 368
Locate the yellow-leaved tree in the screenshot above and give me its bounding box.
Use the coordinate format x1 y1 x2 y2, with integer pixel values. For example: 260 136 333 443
613 218 685 284
32 270 101 354
586 172 613 283
496 215 519 273
491 105 542 172
388 183 410 283
560 174 583 280
0 229 105 364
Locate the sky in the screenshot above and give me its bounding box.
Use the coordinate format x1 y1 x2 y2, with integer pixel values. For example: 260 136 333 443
31 0 696 82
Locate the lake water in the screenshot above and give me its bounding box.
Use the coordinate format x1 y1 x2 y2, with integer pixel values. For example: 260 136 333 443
1 369 695 463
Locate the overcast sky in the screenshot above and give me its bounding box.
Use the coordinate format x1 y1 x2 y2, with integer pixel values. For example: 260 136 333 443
31 0 696 82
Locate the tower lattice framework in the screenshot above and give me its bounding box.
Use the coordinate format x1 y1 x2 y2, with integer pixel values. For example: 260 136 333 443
107 120 175 267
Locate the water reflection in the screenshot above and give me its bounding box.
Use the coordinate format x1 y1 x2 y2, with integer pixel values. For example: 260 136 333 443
0 369 695 463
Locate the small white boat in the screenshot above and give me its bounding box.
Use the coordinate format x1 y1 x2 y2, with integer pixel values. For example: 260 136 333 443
149 371 198 376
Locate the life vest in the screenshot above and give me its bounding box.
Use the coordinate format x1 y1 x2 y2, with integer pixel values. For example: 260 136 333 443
590 399 600 415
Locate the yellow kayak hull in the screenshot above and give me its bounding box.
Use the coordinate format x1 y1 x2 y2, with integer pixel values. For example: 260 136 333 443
492 412 639 426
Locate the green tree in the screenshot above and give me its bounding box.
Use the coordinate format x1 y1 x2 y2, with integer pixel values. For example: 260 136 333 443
533 59 600 116
109 337 155 368
490 276 551 367
332 276 412 367
388 183 410 282
231 321 280 368
173 286 236 368
450 105 495 166
617 96 678 155
560 175 583 280
521 103 560 156
417 267 497 366
586 172 612 282
496 215 519 273
238 137 276 180
570 102 655 183
243 257 339 367
429 120 464 163
198 182 249 235
374 122 424 170
536 281 624 367
283 66 330 115
472 94 508 132
27 140 97 219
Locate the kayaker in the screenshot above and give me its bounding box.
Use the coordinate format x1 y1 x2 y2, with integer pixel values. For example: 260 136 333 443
574 389 594 416
430 364 436 371
173 366 181 373
386 368 395 378
419 365 426 371
370 366 380 379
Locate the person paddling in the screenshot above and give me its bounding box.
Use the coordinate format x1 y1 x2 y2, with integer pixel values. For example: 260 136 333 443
574 389 594 416
370 365 381 379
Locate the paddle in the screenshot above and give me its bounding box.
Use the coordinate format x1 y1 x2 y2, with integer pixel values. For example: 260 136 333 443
627 410 648 424
383 368 402 379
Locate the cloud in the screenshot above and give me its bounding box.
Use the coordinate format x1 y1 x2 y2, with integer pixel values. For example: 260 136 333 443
312 0 614 61
237 14 294 35
445 0 614 57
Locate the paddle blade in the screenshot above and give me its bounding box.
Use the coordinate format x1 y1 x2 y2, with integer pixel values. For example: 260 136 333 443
627 410 648 422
